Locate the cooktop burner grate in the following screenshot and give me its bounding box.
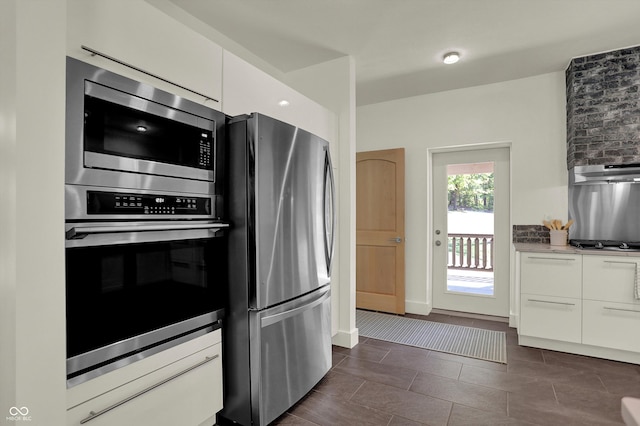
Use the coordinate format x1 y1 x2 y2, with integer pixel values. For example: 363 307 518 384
569 239 640 252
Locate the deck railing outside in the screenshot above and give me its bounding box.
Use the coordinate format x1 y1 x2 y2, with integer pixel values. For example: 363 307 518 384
448 233 494 271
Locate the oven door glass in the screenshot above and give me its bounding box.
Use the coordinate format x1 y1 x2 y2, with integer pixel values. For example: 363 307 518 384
83 81 215 181
65 231 226 381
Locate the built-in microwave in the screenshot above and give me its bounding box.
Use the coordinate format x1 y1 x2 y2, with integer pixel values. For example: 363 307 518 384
65 57 226 203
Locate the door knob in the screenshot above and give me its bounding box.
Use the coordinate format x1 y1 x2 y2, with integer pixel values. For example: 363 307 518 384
435 240 442 246
389 237 402 243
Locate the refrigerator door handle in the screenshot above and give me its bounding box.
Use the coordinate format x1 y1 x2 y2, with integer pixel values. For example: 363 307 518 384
260 287 330 327
323 148 336 275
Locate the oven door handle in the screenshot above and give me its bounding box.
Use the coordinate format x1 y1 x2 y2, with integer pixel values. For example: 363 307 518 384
67 222 229 240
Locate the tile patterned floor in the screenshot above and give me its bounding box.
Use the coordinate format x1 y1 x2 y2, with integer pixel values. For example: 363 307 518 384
271 312 640 426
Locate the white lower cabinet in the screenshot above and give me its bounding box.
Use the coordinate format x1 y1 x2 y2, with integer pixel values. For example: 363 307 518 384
520 294 581 343
519 253 582 343
582 255 640 353
582 255 640 304
67 332 222 426
520 253 582 298
518 250 640 363
583 299 640 353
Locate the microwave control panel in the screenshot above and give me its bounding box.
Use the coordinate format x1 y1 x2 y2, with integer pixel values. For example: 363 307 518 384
199 138 212 168
86 191 211 215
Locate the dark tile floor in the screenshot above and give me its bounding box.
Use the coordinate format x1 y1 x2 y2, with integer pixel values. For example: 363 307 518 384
272 312 640 425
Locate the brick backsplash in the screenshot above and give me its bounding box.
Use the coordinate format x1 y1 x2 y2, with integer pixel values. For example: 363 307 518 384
566 45 640 169
513 225 550 244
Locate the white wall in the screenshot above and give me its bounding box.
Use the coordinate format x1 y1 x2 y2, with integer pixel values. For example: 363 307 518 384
357 73 567 317
0 1 67 424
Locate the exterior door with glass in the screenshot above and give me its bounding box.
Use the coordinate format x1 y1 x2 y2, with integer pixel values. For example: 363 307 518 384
431 147 510 317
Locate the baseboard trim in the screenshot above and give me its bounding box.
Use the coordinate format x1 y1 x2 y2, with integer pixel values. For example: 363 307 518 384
518 335 640 364
405 300 431 316
332 328 359 348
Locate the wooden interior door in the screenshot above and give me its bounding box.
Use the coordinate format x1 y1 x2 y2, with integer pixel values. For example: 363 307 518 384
356 148 405 314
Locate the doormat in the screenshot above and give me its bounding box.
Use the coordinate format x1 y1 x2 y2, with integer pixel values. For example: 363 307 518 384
356 309 507 364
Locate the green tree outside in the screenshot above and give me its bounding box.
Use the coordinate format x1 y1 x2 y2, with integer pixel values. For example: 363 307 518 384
448 172 494 212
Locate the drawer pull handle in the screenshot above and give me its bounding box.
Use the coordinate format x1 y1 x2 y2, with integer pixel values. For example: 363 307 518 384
603 306 640 314
80 355 218 424
603 260 638 265
528 257 575 261
527 298 576 306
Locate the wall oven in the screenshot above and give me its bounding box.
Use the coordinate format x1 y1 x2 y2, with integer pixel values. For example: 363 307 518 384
64 57 229 387
65 205 228 387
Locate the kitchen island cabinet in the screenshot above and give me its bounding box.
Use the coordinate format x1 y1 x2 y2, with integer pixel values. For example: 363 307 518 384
67 330 222 426
515 245 640 364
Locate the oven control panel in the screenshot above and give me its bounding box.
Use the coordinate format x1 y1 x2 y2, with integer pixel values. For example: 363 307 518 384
87 191 211 215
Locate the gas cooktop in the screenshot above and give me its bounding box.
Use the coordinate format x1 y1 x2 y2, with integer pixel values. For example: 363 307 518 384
569 239 640 252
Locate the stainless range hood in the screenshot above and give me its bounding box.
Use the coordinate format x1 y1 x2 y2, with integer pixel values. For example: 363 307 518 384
568 164 640 242
570 164 640 185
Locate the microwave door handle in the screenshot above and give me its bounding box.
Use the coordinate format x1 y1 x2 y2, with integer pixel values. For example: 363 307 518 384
66 222 229 240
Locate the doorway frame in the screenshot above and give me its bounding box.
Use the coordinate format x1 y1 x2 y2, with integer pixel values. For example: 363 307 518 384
426 142 515 324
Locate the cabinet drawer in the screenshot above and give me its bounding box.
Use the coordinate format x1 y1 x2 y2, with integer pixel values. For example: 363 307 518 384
67 342 222 426
583 256 640 304
520 253 582 298
583 300 640 353
520 294 581 343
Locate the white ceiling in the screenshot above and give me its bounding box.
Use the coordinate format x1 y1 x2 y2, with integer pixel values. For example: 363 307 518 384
166 0 640 106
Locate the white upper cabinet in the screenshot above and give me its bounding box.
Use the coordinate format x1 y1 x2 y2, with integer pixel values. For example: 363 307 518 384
222 51 336 143
67 0 222 109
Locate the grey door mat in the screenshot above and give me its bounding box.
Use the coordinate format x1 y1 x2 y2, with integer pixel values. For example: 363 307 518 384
356 309 507 364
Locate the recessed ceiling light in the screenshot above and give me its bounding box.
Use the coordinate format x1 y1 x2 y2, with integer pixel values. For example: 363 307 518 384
136 125 148 132
443 52 460 65
278 100 290 107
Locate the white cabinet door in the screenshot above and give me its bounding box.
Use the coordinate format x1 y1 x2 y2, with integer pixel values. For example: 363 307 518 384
520 294 581 343
583 255 640 305
583 300 640 352
68 0 223 107
67 342 222 426
222 50 335 143
520 253 582 298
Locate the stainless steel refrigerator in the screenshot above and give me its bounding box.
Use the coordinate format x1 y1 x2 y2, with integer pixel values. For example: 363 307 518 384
219 113 335 426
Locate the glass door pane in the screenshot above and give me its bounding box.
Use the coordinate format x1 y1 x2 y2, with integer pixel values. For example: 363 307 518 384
446 162 495 296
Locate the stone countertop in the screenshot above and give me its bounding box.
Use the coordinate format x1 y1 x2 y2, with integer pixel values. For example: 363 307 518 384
514 243 640 258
